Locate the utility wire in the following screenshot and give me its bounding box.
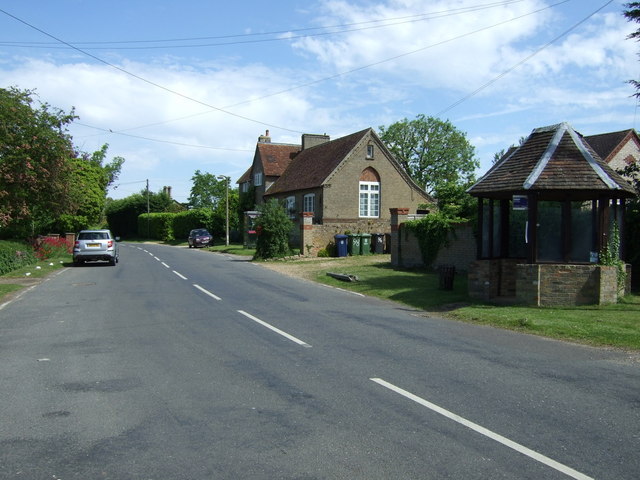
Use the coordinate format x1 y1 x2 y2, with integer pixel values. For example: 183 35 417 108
74 121 253 151
0 0 526 49
436 0 614 116
0 8 304 134
73 0 570 139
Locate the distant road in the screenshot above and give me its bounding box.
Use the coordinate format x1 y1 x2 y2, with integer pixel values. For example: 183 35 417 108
0 243 638 479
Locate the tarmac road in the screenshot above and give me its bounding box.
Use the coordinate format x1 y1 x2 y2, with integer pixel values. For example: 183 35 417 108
0 242 638 479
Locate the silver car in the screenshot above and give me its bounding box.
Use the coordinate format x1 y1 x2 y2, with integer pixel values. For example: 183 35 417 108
73 229 119 266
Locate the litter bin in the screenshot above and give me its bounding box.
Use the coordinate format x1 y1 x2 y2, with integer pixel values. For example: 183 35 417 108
438 264 455 290
334 234 348 257
360 233 371 255
371 233 384 254
348 234 361 256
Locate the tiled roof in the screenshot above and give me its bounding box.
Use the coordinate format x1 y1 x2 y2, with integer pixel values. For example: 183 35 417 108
236 166 251 184
584 129 635 162
265 128 371 195
258 142 301 177
469 122 636 197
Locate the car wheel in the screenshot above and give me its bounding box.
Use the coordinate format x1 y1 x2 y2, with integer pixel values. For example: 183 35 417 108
109 257 116 266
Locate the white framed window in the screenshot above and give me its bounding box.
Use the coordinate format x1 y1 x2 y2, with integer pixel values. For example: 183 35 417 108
366 144 374 159
359 182 380 217
254 172 263 186
303 194 315 213
285 196 296 218
240 182 249 193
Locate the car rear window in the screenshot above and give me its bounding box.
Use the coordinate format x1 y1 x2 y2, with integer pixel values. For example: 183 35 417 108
79 232 109 240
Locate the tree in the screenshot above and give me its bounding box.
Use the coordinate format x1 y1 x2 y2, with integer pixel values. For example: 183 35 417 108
624 2 640 96
0 87 77 235
188 170 227 209
253 199 293 259
0 87 125 237
378 115 479 212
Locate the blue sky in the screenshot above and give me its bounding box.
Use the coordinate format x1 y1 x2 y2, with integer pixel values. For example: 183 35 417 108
0 0 637 203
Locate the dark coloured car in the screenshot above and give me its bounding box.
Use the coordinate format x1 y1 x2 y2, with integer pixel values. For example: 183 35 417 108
73 229 119 265
188 229 212 248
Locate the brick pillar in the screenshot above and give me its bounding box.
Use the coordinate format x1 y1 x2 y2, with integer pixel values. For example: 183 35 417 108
65 232 76 253
300 212 314 256
389 208 409 267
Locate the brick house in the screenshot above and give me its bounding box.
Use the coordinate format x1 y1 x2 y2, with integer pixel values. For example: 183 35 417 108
239 128 433 253
584 129 640 175
237 130 301 204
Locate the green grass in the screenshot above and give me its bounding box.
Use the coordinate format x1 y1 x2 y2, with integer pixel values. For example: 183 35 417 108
449 296 640 350
1 256 71 279
0 284 24 299
312 259 469 310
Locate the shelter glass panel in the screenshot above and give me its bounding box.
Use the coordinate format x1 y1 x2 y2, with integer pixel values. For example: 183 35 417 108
537 201 562 262
569 201 594 262
508 208 527 258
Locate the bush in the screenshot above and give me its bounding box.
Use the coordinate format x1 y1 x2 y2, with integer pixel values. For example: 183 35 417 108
33 236 71 260
0 241 38 275
254 199 294 259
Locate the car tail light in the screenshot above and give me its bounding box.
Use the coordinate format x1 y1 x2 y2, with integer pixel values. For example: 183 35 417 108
108 240 113 248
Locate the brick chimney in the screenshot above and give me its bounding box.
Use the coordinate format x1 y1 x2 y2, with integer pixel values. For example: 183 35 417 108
302 133 330 150
258 129 271 143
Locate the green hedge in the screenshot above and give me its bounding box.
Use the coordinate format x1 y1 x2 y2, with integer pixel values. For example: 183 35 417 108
173 209 214 239
138 213 175 241
0 241 38 275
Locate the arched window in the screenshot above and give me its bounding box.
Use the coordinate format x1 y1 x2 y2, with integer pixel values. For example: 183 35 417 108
359 168 380 218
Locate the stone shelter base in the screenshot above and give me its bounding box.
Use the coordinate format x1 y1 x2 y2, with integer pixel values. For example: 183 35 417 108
469 260 631 306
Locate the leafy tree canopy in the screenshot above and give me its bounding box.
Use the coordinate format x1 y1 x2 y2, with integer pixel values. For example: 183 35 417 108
0 87 125 237
379 114 478 216
188 170 227 209
0 87 76 233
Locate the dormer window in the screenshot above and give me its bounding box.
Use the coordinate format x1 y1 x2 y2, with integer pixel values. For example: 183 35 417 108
366 144 374 159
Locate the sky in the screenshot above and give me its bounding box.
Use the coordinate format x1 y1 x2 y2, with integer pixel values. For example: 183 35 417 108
0 0 638 203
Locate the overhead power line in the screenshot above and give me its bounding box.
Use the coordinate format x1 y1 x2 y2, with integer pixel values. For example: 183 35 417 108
436 0 615 116
0 0 527 50
0 7 304 134
66 0 571 139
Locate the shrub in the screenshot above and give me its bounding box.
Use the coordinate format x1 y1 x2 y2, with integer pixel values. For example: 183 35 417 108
0 241 38 275
254 199 294 259
404 211 463 268
33 236 71 260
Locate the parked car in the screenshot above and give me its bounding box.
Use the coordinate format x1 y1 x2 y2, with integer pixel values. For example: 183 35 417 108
188 229 213 248
73 229 119 266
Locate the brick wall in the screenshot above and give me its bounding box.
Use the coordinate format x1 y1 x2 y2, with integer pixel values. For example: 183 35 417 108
389 212 477 271
515 264 624 306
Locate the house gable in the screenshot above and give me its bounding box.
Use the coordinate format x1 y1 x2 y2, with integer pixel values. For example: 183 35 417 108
585 129 640 175
265 128 433 222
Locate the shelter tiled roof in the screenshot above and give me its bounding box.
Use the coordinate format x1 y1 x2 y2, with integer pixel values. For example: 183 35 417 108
468 123 636 198
265 128 371 195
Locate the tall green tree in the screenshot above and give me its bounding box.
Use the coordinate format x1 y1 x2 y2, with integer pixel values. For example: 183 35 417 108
379 114 478 216
188 170 226 209
0 87 124 237
0 87 77 235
